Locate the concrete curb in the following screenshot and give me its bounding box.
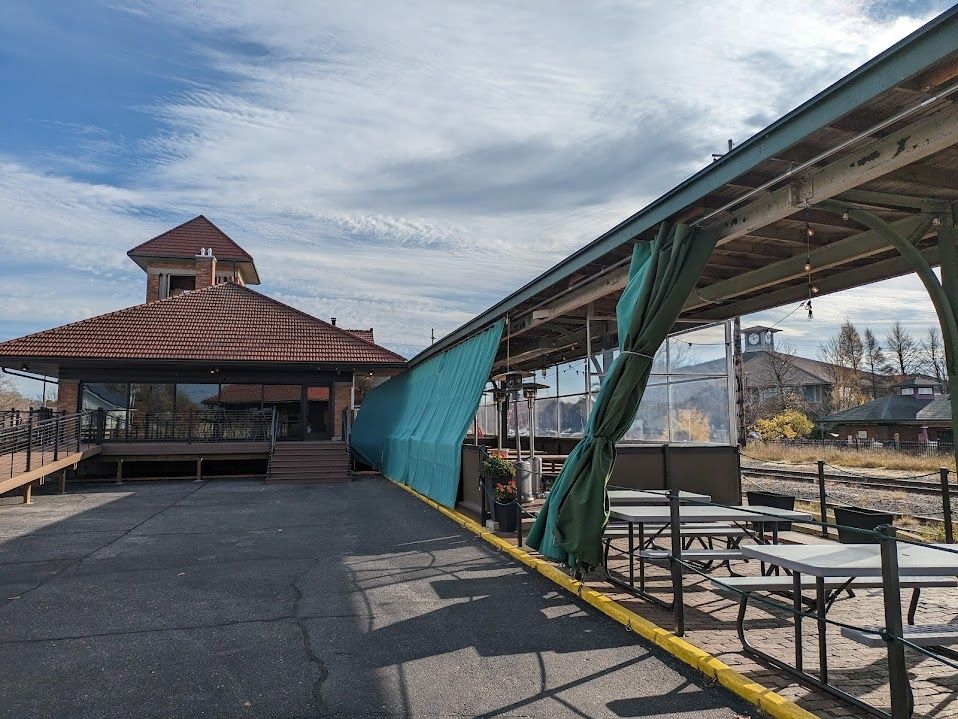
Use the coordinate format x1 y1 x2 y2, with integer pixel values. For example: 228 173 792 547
391 480 818 719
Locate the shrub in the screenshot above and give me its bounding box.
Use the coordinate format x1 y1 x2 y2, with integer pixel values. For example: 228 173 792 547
753 409 814 441
482 454 516 483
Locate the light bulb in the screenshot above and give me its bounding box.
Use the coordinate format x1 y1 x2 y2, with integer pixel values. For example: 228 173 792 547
811 285 820 294
803 259 812 272
842 211 849 221
806 226 815 237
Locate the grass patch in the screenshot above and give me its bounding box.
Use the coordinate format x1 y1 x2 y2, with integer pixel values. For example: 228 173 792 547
742 443 956 473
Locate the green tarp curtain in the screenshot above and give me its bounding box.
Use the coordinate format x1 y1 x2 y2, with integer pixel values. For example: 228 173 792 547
351 319 505 507
528 222 717 570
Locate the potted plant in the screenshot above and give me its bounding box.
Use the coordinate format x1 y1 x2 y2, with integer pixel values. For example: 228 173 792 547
482 453 519 531
833 506 894 544
492 479 520 532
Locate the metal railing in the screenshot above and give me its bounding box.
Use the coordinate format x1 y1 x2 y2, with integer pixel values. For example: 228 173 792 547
757 437 955 456
1 410 100 480
101 409 275 443
266 408 279 479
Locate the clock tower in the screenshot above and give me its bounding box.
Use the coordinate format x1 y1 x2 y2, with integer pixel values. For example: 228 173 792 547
741 325 780 353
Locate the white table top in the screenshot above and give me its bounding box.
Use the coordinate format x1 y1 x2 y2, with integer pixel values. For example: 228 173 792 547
741 543 958 577
608 504 811 524
607 489 711 504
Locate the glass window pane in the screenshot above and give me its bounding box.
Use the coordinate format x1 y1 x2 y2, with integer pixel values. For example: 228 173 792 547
623 379 669 442
177 384 220 412
216 384 263 409
534 397 558 438
558 395 587 437
82 383 128 411
668 325 728 374
129 383 175 440
81 383 128 438
557 361 587 397
669 377 730 444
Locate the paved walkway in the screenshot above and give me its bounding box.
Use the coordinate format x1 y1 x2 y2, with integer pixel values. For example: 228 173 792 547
0 478 755 719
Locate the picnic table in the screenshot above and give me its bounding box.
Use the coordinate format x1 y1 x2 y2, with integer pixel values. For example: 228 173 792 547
607 489 710 505
605 504 812 619
740 542 958 718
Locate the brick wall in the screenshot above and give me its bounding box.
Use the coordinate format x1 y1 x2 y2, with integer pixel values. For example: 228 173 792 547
195 254 216 289
57 379 80 413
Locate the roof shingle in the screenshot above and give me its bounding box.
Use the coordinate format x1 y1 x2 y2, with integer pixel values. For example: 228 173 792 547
0 282 407 366
127 215 254 263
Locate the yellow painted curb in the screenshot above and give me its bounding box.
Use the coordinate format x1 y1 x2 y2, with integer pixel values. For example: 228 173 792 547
391 479 818 719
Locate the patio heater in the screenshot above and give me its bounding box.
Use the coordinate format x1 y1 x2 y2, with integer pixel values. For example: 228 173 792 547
522 381 549 497
490 387 510 452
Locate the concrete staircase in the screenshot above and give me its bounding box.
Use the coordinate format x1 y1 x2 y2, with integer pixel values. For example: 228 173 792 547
268 441 350 483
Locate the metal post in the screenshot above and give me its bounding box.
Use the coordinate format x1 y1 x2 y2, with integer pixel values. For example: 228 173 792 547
187 409 194 444
669 489 684 636
879 524 909 719
25 414 33 472
663 444 672 491
818 460 828 538
53 413 60 461
941 467 954 544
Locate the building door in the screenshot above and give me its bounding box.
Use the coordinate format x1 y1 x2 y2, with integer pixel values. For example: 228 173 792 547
305 386 330 440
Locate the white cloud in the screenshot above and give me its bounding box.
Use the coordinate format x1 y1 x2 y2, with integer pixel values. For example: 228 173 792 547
1 0 952 360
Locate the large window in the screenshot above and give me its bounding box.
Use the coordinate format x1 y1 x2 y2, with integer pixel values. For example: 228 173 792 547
475 321 735 446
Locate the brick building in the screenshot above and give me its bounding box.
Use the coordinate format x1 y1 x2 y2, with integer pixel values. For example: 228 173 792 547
0 215 406 442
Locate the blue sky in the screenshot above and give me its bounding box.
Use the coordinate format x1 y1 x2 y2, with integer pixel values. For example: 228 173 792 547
0 0 953 390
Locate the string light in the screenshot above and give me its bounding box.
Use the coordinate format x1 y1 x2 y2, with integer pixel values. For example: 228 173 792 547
804 206 815 320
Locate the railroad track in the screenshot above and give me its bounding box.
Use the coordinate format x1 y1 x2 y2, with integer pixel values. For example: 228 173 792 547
744 464 953 532
742 465 953 496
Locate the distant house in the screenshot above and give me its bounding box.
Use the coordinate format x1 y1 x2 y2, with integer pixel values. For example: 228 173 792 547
819 377 951 445
739 325 864 417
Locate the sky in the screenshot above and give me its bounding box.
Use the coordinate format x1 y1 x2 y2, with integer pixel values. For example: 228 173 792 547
1 0 954 396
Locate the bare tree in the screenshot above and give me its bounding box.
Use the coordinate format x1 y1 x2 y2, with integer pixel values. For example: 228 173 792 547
885 320 920 377
919 326 949 389
863 328 891 399
820 319 866 411
0 378 31 410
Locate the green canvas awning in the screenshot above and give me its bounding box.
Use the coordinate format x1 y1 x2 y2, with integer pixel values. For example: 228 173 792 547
351 320 505 507
528 222 717 570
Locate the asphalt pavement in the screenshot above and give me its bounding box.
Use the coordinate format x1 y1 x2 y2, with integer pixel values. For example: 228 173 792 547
0 477 757 718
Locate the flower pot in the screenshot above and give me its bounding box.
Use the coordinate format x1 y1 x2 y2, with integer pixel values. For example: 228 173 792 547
746 490 796 532
493 500 519 532
833 506 894 544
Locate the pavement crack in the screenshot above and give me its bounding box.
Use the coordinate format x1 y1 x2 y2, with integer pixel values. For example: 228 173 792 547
291 564 330 713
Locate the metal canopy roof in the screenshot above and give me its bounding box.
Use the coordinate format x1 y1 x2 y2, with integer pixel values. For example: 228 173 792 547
413 7 958 374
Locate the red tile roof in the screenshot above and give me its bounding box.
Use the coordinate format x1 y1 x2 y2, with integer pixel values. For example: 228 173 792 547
345 328 374 343
0 282 407 366
128 215 254 263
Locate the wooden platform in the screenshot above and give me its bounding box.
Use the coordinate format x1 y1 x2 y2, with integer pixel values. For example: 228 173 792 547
0 445 102 496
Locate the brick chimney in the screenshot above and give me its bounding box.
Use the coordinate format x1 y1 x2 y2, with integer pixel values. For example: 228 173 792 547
195 248 217 289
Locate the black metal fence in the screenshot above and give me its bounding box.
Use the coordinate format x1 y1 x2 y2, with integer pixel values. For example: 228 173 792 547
757 438 955 456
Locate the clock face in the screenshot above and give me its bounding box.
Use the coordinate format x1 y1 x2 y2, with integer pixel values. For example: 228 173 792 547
747 333 761 345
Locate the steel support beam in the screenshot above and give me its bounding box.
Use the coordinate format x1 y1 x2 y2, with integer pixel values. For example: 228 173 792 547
684 215 930 311
694 248 941 321
703 101 958 247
